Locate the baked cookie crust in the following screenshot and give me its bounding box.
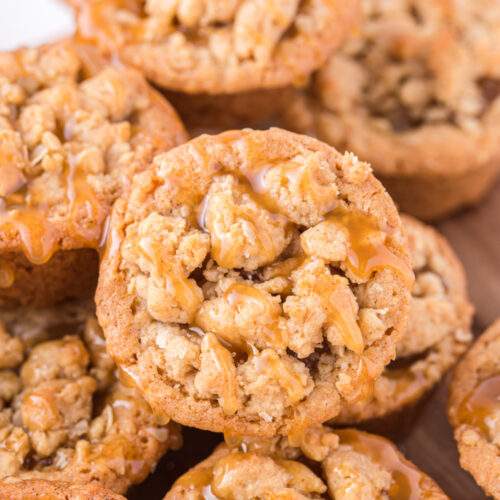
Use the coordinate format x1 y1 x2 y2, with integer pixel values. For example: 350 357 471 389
337 215 473 423
0 479 124 500
69 0 360 94
0 40 187 308
164 426 447 499
448 320 500 499
96 128 413 437
0 302 182 494
285 0 500 220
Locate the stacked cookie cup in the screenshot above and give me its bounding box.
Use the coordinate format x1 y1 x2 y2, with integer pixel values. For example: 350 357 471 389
0 0 498 498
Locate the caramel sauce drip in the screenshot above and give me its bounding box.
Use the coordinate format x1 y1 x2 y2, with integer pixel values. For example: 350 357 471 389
136 234 202 320
255 350 306 405
0 207 61 265
0 160 107 266
457 374 500 435
336 429 434 500
173 467 213 492
325 209 414 286
65 160 108 250
74 0 146 49
203 333 240 416
309 264 364 355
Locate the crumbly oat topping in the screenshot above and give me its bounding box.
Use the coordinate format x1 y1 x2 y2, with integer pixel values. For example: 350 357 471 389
165 426 446 499
71 0 358 93
0 304 180 493
0 41 186 266
98 129 412 435
316 0 500 134
338 215 473 423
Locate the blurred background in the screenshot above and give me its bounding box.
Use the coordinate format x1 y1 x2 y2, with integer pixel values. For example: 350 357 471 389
0 0 74 50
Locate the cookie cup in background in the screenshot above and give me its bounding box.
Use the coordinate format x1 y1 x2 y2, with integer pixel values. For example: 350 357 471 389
448 320 500 499
0 40 187 308
69 0 360 94
335 215 473 435
164 426 448 499
284 0 500 220
0 302 181 494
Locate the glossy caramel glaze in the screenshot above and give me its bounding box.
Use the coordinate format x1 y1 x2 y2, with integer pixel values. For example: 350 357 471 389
457 374 500 435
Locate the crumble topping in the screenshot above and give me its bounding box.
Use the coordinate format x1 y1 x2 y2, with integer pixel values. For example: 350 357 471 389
315 0 500 134
165 426 446 499
0 41 185 265
100 129 412 433
0 304 180 492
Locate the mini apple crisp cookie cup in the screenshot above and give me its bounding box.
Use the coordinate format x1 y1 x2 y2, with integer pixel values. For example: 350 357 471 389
164 426 447 499
69 0 360 94
96 128 413 437
448 320 500 499
284 0 500 220
0 303 182 494
0 40 187 308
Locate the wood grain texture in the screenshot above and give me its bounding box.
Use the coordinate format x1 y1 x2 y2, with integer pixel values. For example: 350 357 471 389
129 179 500 500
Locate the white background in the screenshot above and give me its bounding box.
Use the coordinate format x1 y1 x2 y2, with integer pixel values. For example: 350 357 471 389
0 0 75 51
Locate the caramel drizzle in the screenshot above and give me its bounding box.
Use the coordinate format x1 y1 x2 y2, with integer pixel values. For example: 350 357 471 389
203 333 240 416
136 230 202 320
74 0 146 49
336 429 435 500
325 209 414 286
171 452 316 500
172 465 215 498
457 374 500 435
0 160 107 266
311 269 364 355
0 259 14 288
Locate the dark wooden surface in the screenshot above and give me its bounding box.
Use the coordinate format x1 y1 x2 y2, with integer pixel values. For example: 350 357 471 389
129 179 500 500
